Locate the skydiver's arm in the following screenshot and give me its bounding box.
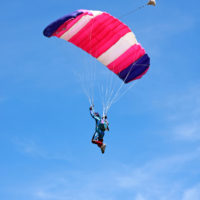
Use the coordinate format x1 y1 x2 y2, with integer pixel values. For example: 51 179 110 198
107 124 110 131
89 106 95 118
105 120 109 131
107 125 110 131
89 106 101 121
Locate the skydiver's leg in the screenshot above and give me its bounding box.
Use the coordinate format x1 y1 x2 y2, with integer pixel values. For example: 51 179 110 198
91 132 103 147
95 130 104 147
92 140 103 147
98 131 105 141
91 132 98 142
97 139 103 147
98 131 106 153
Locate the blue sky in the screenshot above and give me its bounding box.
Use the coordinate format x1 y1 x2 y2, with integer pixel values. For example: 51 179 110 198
0 0 200 199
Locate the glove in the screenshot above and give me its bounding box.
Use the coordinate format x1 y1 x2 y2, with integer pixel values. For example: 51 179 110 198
89 106 93 110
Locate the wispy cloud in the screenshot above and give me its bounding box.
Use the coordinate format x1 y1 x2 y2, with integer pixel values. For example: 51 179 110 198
115 147 200 199
136 10 196 56
12 147 200 200
173 121 200 141
142 14 195 39
182 184 200 200
13 137 72 162
157 83 200 141
135 194 146 200
165 85 200 119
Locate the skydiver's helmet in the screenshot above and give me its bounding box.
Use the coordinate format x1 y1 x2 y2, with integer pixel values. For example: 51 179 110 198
94 112 100 117
102 115 107 120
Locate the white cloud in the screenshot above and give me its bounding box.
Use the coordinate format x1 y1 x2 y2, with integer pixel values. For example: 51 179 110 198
173 121 200 141
158 83 200 141
115 148 200 199
16 147 200 200
13 138 73 161
182 184 200 200
136 11 196 57
135 194 146 200
166 85 200 120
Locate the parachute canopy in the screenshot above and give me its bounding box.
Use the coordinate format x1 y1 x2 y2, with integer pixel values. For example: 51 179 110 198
43 9 150 83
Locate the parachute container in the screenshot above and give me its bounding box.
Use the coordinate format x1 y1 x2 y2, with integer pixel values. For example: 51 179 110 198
43 10 150 83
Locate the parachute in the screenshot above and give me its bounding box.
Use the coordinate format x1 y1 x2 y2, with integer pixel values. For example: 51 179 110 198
43 9 150 84
43 5 156 114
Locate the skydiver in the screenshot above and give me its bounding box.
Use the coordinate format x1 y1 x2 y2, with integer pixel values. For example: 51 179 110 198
89 105 109 154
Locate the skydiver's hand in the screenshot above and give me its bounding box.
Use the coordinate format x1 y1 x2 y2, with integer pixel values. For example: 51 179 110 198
89 106 93 110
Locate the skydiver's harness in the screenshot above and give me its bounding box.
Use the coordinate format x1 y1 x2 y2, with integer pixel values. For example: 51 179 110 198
93 118 109 141
90 109 109 142
98 119 108 131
